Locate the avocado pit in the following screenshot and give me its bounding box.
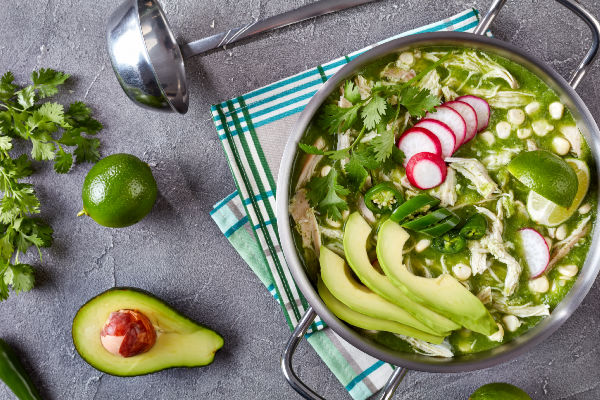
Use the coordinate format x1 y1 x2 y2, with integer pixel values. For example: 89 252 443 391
100 309 156 357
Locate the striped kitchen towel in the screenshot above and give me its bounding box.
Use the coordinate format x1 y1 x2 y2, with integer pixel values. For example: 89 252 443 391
210 9 484 399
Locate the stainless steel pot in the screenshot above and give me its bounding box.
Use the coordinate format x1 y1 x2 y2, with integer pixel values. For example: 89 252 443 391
275 0 600 398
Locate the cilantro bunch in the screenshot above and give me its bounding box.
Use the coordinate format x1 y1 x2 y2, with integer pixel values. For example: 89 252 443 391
300 73 441 221
0 69 103 300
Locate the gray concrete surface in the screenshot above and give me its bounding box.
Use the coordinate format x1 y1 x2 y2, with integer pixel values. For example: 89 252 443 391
0 0 599 399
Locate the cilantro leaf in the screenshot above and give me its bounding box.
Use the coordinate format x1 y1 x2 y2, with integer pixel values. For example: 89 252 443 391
369 130 395 163
318 104 360 135
398 86 440 117
17 86 35 110
4 264 34 294
31 69 69 98
30 138 55 161
298 143 325 155
54 147 73 173
344 80 361 103
345 154 369 189
0 72 16 101
361 95 387 130
38 102 66 126
73 137 100 163
306 168 349 221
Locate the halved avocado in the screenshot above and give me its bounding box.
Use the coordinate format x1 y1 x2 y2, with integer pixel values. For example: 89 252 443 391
72 288 224 376
320 246 447 338
343 212 460 334
377 220 497 336
317 280 444 344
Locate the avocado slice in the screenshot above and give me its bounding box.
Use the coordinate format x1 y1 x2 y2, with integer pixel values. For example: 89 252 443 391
377 220 498 336
320 245 447 338
317 280 444 344
343 212 460 334
72 288 224 376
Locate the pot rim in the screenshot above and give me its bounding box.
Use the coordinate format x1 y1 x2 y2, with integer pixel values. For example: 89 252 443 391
276 31 600 372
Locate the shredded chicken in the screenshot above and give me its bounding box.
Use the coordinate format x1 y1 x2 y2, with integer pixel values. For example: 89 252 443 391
441 86 459 101
356 75 372 100
488 323 504 342
289 189 321 256
476 200 522 296
320 227 343 241
431 168 457 206
467 89 535 109
337 130 351 169
417 69 441 96
469 240 489 275
477 286 493 305
548 216 591 269
482 148 520 171
443 51 519 89
396 335 453 358
295 137 326 190
447 157 499 198
493 297 550 317
381 64 416 82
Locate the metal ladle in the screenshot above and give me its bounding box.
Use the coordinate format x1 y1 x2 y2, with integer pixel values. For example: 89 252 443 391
106 0 376 114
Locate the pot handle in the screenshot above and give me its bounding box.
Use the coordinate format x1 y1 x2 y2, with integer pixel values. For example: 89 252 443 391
281 307 408 400
474 0 600 89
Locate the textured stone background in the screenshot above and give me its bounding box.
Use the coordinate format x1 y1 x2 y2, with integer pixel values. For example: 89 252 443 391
1 0 599 399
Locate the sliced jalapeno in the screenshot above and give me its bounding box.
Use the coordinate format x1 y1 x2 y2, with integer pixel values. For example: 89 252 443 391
0 339 42 400
364 182 404 214
432 231 467 254
402 208 453 230
459 213 487 240
389 194 440 223
420 214 460 237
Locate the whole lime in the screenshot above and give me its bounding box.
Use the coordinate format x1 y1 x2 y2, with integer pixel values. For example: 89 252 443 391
470 383 532 400
81 153 158 228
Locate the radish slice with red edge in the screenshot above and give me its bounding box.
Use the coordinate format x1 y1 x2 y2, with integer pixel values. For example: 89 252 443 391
456 95 490 132
444 101 478 143
425 106 467 149
397 127 442 167
413 119 456 158
405 152 447 190
518 228 550 278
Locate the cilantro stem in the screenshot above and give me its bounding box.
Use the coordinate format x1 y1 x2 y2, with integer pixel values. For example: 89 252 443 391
350 126 367 151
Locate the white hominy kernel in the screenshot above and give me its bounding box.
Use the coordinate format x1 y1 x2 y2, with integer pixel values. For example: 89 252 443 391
496 121 512 139
320 165 331 177
529 275 550 293
341 209 350 221
507 109 525 125
526 139 537 151
452 264 472 281
552 137 571 155
480 131 495 145
547 227 556 238
502 315 521 332
488 323 504 342
549 102 564 120
558 264 579 278
517 128 532 139
525 102 540 115
415 239 431 253
544 236 553 249
555 224 568 241
578 203 591 214
399 52 415 66
532 120 554 136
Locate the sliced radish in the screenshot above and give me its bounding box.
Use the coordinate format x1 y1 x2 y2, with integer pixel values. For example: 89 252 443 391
456 95 490 132
405 152 447 190
397 127 442 167
425 106 467 149
413 119 456 158
518 228 550 279
444 101 478 143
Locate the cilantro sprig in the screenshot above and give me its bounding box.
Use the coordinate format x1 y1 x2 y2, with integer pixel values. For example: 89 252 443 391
0 69 103 300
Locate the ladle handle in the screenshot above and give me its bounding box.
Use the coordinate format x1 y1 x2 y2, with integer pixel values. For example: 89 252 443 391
474 0 600 89
180 0 377 59
281 307 408 400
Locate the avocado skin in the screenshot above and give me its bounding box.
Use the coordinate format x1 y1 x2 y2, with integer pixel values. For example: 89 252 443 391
72 287 224 377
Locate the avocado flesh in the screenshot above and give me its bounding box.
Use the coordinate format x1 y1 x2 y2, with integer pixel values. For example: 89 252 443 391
72 288 224 376
320 246 447 338
343 212 459 334
377 220 498 336
317 280 444 344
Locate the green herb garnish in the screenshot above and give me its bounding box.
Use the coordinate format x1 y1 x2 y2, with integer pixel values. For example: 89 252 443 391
0 69 103 300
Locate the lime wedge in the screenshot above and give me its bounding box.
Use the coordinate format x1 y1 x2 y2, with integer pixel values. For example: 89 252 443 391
508 150 578 208
527 158 589 226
